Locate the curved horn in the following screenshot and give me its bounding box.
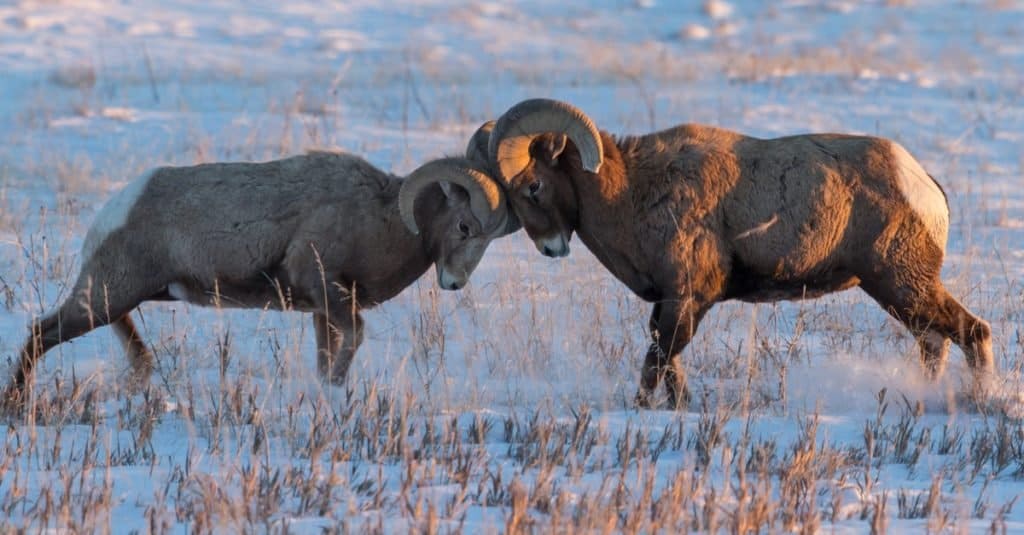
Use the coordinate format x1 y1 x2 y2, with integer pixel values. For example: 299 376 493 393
465 120 495 168
398 158 505 235
502 209 522 236
487 98 604 184
468 121 522 236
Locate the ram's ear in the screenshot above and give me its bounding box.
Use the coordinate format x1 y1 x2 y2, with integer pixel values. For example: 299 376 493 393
534 133 568 166
439 180 470 207
438 180 453 198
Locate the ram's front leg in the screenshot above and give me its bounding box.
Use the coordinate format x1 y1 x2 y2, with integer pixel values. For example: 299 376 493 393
636 297 713 409
635 233 729 410
636 303 670 408
313 308 364 384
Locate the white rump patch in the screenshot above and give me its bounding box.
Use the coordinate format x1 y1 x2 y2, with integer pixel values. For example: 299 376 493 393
81 169 155 264
891 143 948 248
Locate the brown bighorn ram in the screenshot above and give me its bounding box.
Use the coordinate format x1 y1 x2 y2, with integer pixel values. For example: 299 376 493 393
5 151 514 408
484 98 993 408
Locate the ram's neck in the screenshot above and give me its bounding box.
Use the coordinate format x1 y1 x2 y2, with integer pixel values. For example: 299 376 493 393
568 131 662 301
574 131 630 206
569 130 631 234
354 178 439 306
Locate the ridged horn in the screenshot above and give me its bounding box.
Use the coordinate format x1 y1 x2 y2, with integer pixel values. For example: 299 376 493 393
398 158 505 235
487 98 604 184
465 120 496 168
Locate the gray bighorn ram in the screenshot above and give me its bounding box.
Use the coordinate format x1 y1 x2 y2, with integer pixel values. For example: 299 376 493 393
5 150 515 407
482 98 993 408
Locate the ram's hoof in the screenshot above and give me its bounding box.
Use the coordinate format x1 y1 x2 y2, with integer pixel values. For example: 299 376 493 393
666 386 691 411
634 389 655 409
1 384 26 415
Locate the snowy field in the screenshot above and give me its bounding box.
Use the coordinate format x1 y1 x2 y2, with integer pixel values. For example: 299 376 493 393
1 0 1023 532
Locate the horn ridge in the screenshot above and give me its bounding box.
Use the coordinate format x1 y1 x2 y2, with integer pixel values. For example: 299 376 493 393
488 98 604 183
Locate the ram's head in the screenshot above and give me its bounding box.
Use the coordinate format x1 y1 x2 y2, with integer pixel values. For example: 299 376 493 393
398 158 513 290
484 99 604 258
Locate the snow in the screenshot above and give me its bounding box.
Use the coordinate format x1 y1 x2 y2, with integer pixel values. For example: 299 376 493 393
0 0 1022 532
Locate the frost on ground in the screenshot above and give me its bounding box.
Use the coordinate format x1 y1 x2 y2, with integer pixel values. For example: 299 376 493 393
1 0 1023 532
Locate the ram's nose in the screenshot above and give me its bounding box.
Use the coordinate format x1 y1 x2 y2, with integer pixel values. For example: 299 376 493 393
537 235 570 258
438 268 465 291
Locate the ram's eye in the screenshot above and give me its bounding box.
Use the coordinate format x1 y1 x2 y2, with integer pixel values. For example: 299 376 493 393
528 181 542 197
457 220 470 236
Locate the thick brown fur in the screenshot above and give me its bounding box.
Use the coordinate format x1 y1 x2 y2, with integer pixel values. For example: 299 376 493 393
498 121 993 409
6 151 510 409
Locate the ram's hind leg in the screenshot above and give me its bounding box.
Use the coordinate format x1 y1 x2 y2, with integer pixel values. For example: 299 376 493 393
7 305 98 409
928 287 993 383
111 314 155 389
862 280 993 393
918 331 952 380
5 285 148 409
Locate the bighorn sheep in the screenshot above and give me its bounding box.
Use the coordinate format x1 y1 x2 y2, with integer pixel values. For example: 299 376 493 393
5 150 515 407
483 98 993 408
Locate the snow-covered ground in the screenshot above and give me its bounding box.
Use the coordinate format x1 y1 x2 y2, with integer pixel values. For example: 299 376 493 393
1 0 1022 531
